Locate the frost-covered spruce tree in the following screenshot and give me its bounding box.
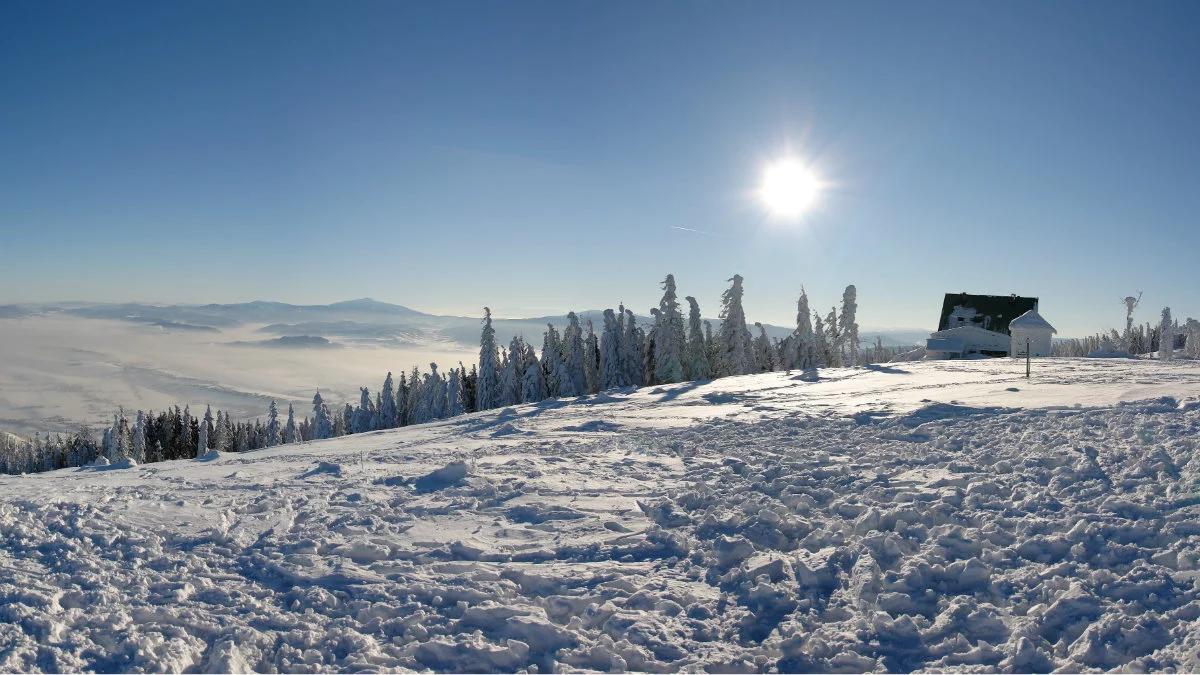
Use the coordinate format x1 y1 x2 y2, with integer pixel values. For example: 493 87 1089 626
684 296 709 380
753 323 775 372
788 289 815 369
521 343 547 401
408 366 427 423
841 285 859 367
312 390 333 440
564 312 588 395
405 365 421 423
215 410 231 452
352 387 374 433
131 410 146 464
654 275 686 384
202 405 215 450
426 363 448 420
1186 319 1200 359
812 311 827 367
704 320 721 377
379 372 397 429
541 324 562 397
196 420 209 457
500 338 524 405
1123 294 1141 353
718 274 756 376
476 308 500 411
236 424 250 453
447 367 465 417
645 308 660 384
1160 307 1174 360
554 343 578 397
623 309 644 386
224 411 236 450
109 409 131 463
180 406 193 458
584 320 600 394
284 403 300 443
266 400 282 447
396 372 409 426
824 307 842 367
600 309 627 389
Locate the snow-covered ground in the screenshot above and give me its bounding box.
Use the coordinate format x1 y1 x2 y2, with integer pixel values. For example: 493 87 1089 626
2 358 1200 672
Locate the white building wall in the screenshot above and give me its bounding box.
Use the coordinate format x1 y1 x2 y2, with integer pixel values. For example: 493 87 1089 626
1011 327 1053 357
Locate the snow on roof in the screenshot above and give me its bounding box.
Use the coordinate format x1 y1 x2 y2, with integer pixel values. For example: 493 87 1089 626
1008 309 1057 333
930 324 1009 338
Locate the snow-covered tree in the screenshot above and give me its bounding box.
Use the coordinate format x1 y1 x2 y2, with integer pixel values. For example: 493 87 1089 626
284 403 300 443
352 387 374 433
623 308 644 386
718 274 756 376
500 337 524 405
476 308 500 411
584 320 600 394
395 372 408 427
753 323 775 372
521 343 547 401
840 285 859 366
312 390 333 440
541 323 563 397
236 423 250 453
379 372 397 429
704 320 721 377
600 309 627 390
1185 319 1200 359
685 296 709 381
406 365 423 423
215 410 230 452
564 312 588 395
202 405 215 451
1123 293 1142 352
654 275 685 384
824 307 842 367
789 289 815 369
180 406 193 457
197 419 209 457
107 409 130 463
645 308 660 384
1160 307 1174 360
812 311 827 367
131 410 146 464
432 365 451 417
447 367 465 417
265 400 282 447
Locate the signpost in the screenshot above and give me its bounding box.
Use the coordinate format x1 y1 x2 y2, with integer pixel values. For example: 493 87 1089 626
1026 337 1031 379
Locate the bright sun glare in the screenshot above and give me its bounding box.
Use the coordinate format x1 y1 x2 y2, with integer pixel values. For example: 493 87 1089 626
759 158 821 219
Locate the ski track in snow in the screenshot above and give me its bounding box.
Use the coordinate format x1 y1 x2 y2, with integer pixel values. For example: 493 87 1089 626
2 359 1200 672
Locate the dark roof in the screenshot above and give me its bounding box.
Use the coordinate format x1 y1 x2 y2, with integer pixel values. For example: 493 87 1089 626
937 293 1039 335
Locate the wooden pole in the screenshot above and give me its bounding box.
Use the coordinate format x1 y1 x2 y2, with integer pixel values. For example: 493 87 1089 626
1026 337 1031 379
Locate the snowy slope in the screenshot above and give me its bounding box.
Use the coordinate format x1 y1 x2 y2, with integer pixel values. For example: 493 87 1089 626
2 359 1200 672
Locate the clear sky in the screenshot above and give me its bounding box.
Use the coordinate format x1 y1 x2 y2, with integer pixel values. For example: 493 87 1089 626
3 1 1198 335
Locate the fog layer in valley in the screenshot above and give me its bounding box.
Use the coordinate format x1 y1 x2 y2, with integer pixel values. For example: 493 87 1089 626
0 315 474 437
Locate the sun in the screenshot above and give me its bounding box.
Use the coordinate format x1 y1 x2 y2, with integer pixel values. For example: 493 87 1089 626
759 158 822 218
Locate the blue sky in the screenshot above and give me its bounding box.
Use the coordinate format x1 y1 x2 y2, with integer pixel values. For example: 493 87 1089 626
2 1 1198 335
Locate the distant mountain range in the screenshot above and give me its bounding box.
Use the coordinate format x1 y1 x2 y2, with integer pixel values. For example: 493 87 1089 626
1 299 929 348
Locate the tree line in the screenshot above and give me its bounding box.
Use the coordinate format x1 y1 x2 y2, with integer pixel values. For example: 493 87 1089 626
1 274 882 475
1053 303 1200 359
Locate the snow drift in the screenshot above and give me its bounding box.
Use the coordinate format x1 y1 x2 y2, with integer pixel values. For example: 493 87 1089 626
1 359 1200 672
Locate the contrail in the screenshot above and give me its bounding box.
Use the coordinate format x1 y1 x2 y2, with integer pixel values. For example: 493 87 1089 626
669 225 717 236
